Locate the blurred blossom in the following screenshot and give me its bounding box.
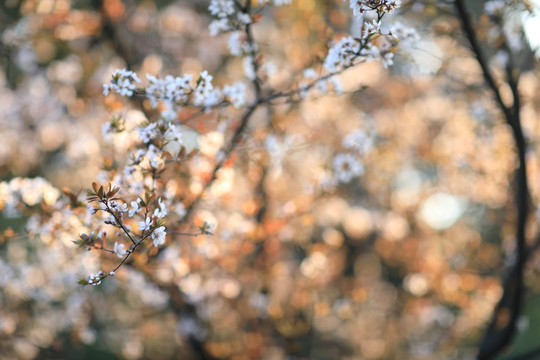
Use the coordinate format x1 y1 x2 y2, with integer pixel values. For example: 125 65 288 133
403 273 429 296
333 153 364 183
418 192 466 230
484 0 505 15
523 5 540 56
300 251 328 278
15 46 38 73
342 129 374 156
0 0 537 359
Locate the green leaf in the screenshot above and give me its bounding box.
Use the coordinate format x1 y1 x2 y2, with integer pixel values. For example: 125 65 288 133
72 239 85 246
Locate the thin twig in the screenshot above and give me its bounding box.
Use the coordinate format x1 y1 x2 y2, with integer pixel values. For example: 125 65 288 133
182 102 260 221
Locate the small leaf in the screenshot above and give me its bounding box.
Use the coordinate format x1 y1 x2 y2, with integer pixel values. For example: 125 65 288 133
108 187 120 198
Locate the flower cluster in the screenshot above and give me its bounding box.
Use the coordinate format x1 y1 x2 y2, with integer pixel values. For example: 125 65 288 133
333 153 364 183
208 0 252 36
348 0 401 17
146 74 192 111
87 271 105 286
389 22 420 42
114 242 127 258
208 0 235 18
102 68 141 97
100 67 246 199
103 69 247 117
318 0 409 76
333 129 375 184
324 36 360 72
343 129 374 156
227 31 251 56
193 71 223 108
223 81 248 108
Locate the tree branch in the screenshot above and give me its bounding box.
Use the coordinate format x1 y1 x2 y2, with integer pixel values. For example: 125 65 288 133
454 1 529 359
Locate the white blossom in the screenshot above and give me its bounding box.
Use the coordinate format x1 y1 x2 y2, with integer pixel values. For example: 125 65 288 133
163 123 184 158
243 56 256 80
389 23 419 42
303 68 318 79
133 149 146 163
209 0 235 18
101 122 112 137
128 200 140 218
237 12 252 25
228 31 244 56
362 19 381 39
209 18 233 36
323 36 359 72
103 68 141 97
348 0 401 18
342 130 374 155
381 51 394 68
201 221 215 235
153 198 168 220
333 153 364 183
123 165 136 177
87 272 103 286
175 203 186 219
262 61 277 78
315 79 328 93
114 242 127 258
330 77 343 93
152 226 167 247
109 201 127 212
145 74 192 109
87 203 98 215
104 215 120 226
194 71 223 108
146 144 162 169
137 122 159 143
138 217 153 231
223 82 247 108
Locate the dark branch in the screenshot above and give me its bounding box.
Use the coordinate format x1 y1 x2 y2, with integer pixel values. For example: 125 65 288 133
454 1 529 359
454 0 513 126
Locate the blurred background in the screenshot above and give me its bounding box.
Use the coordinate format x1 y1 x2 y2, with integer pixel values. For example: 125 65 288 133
2 0 540 359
